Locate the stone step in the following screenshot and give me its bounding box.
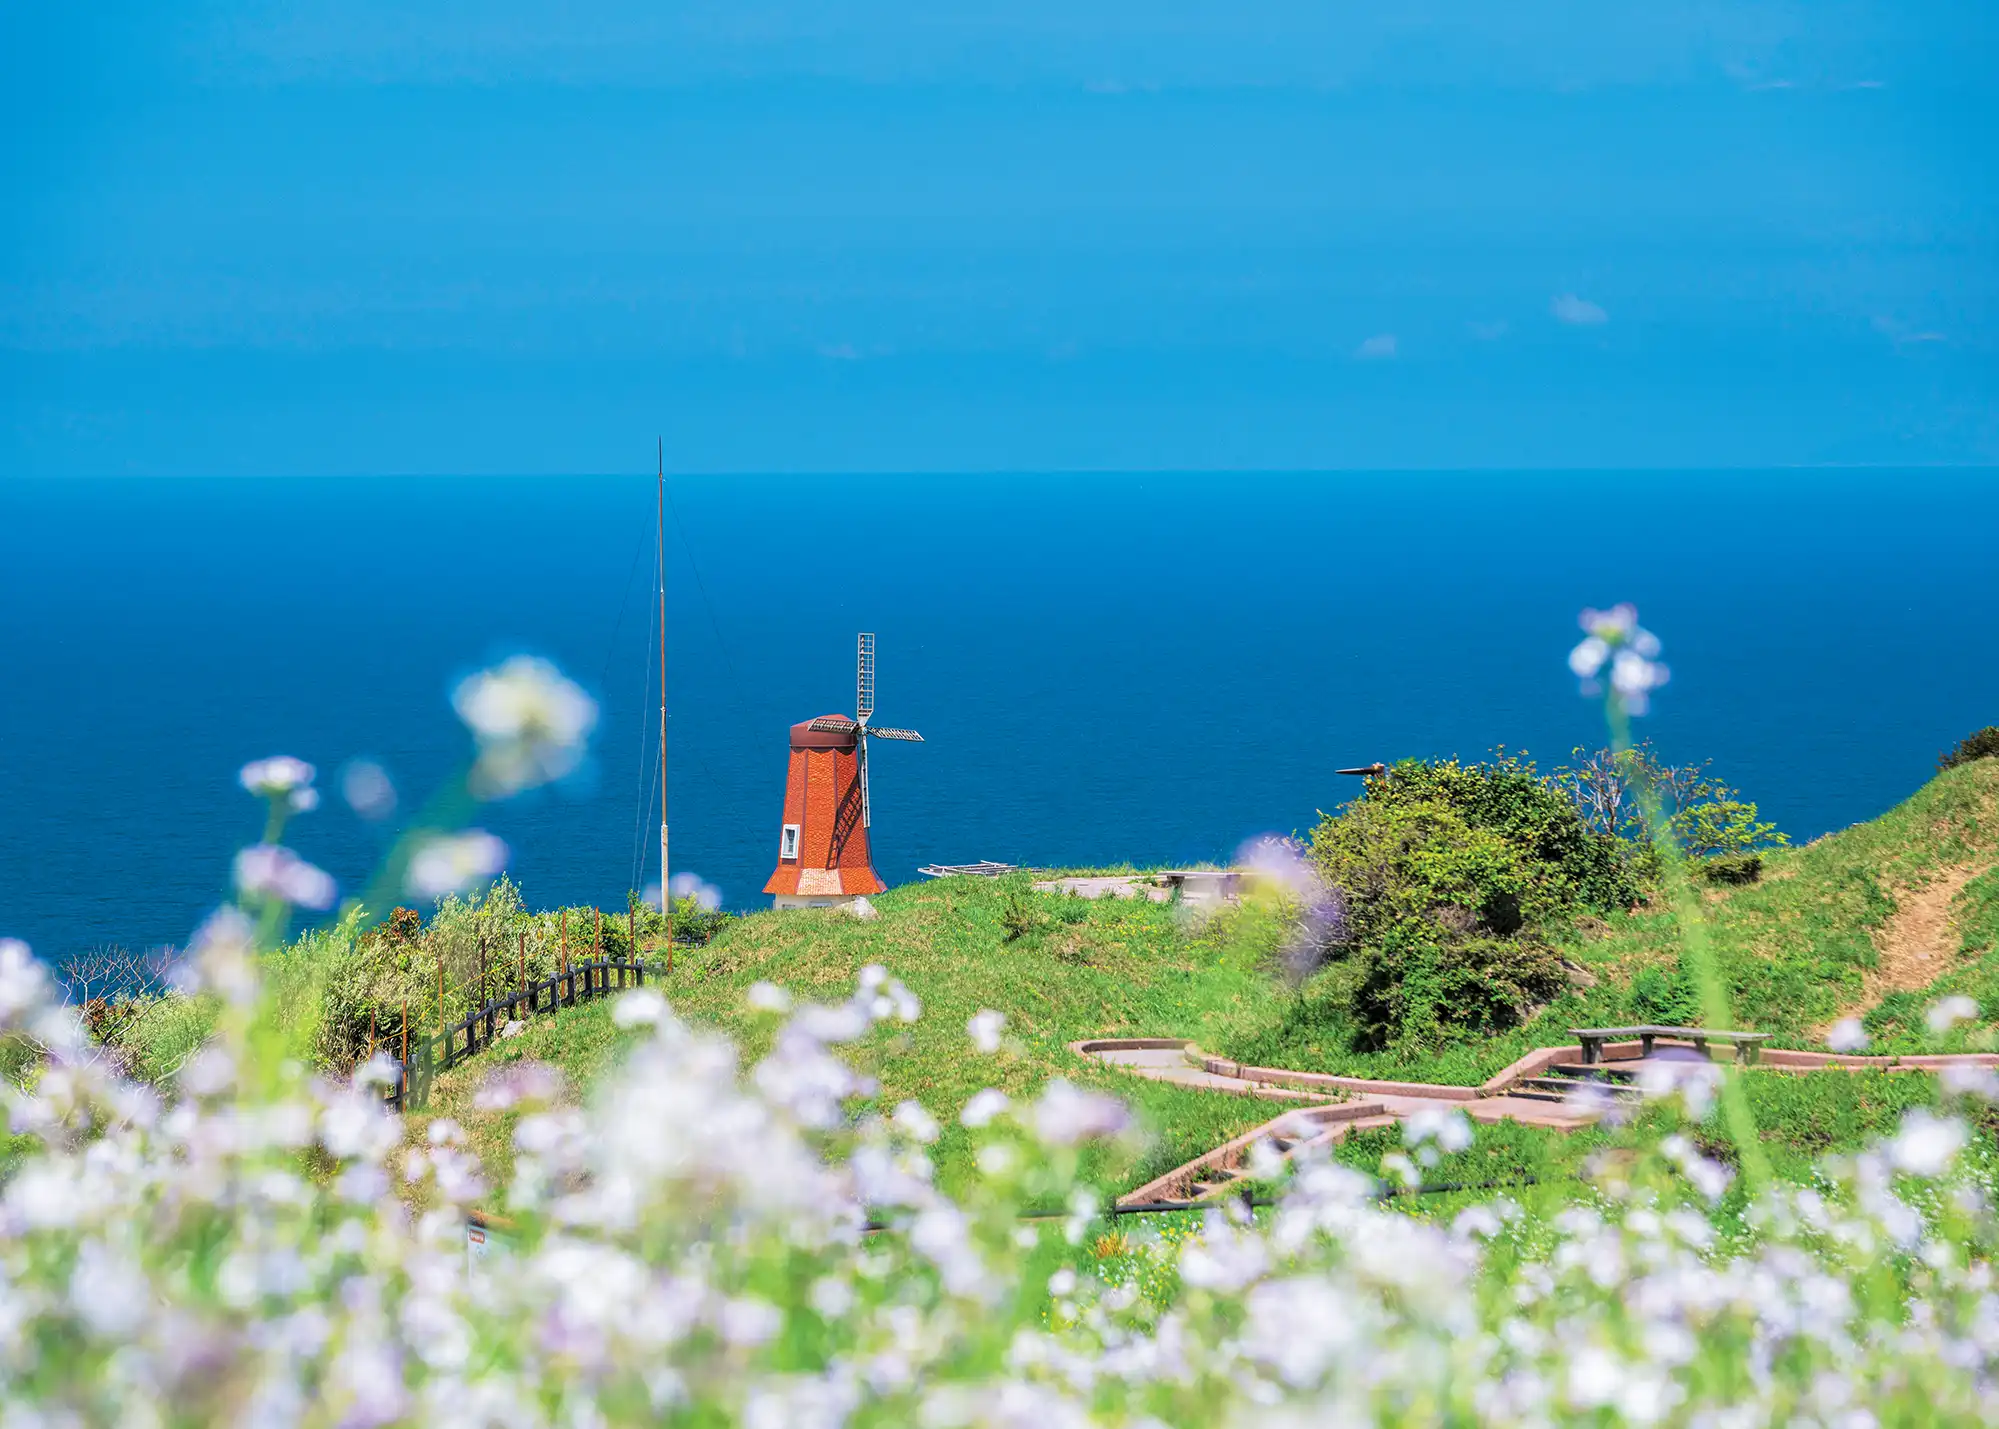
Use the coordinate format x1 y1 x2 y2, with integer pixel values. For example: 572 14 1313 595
1517 1075 1643 1101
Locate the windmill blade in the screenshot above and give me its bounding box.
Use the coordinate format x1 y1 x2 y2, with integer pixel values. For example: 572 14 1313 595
857 633 876 722
864 725 924 742
808 716 858 734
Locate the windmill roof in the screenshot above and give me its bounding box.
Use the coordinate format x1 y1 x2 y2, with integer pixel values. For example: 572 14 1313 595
789 715 859 750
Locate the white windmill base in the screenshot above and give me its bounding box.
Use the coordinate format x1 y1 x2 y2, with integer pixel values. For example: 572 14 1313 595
773 892 879 918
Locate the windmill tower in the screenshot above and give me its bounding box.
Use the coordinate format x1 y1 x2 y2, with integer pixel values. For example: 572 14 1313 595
764 633 925 909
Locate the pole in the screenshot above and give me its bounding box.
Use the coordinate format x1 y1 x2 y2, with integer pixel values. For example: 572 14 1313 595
658 438 672 969
436 952 444 1028
518 928 526 993
594 907 602 960
560 908 568 976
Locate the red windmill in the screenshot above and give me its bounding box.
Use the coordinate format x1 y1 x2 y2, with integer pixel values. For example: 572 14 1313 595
763 633 925 909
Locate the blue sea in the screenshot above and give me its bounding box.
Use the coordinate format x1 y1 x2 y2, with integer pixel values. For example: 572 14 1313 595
3 472 1995 964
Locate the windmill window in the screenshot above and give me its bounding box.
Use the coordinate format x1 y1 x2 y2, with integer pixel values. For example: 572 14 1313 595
780 824 801 860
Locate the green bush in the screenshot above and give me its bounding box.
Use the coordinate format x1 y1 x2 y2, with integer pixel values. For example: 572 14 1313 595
1628 962 1702 1025
1940 726 1999 772
1703 852 1763 885
1293 754 1631 1053
1346 922 1567 1050
1343 754 1639 919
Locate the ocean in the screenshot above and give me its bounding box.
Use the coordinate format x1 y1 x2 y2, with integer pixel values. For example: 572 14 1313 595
3 471 1995 964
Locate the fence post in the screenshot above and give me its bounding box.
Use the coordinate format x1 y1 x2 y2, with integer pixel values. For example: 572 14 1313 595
627 908 636 981
436 952 445 1032
560 908 568 979
400 997 409 1108
518 928 526 996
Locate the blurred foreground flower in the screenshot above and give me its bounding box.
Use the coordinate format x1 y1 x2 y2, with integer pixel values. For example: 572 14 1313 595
340 758 397 820
405 830 509 901
2 943 1999 1424
1032 1079 1130 1146
453 655 598 798
232 844 336 910
1236 835 1350 984
1827 1017 1869 1053
967 1009 1007 1053
1570 604 1669 716
238 755 315 798
668 870 723 912
1926 995 1979 1035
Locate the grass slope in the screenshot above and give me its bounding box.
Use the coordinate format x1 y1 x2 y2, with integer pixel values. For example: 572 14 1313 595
1222 759 1999 1083
421 877 1288 1198
421 761 1999 1205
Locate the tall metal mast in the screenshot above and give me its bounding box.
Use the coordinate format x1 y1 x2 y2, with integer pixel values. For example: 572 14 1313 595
657 439 671 966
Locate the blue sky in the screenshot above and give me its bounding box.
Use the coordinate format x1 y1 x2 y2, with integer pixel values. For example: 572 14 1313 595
3 2 1994 473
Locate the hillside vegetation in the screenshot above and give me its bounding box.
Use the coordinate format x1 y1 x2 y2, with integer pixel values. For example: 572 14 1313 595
1224 756 1999 1082
419 877 1288 1197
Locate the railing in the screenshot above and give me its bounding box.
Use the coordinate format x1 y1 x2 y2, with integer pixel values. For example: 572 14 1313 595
380 956 650 1113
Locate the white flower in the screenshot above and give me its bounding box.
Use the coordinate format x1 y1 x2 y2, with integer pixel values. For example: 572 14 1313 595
967 1009 1006 1054
1826 1018 1869 1053
1939 1063 1999 1101
611 988 668 1030
1571 604 1667 714
960 1088 1011 1128
340 759 397 820
746 981 793 1014
453 655 598 797
288 786 320 813
668 871 723 912
1403 1107 1473 1154
234 845 337 911
1568 635 1610 679
1890 1109 1967 1177
0 937 49 1026
1031 1080 1129 1146
891 1101 940 1144
189 906 259 1005
1925 995 1979 1035
239 756 315 798
404 831 508 901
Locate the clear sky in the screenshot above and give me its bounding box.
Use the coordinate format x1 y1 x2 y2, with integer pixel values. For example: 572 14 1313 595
3 2 1994 474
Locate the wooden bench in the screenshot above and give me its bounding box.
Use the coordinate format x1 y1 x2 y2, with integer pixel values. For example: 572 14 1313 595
1570 1025 1771 1067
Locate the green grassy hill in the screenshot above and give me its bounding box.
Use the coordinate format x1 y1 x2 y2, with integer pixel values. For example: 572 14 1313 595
420 877 1288 1196
1223 757 1999 1083
421 759 1999 1196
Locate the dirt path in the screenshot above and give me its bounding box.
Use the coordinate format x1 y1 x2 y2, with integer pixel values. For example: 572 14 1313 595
1837 862 1987 1024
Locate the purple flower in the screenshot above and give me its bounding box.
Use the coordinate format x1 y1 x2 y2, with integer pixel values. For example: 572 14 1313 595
1571 605 1669 715
233 845 337 911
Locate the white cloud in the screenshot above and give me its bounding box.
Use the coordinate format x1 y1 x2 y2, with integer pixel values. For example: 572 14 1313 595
1467 320 1509 341
1551 294 1608 326
1354 333 1398 360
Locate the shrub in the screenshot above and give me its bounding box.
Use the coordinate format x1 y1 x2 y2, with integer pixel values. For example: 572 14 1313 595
1298 754 1631 1052
1703 852 1763 885
1346 922 1568 1050
1349 753 1639 918
1629 962 1703 1025
1558 743 1787 863
1940 726 1999 771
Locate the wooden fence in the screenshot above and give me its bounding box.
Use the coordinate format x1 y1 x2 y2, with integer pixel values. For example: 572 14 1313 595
381 955 649 1113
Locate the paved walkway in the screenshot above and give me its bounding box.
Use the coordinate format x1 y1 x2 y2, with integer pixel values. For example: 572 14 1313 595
1033 876 1169 902
1079 1034 1999 1207
1076 1039 1600 1129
